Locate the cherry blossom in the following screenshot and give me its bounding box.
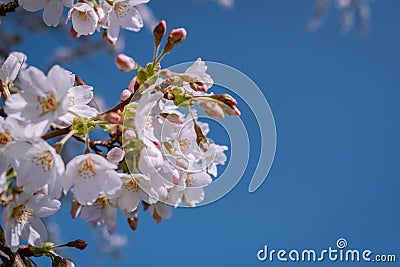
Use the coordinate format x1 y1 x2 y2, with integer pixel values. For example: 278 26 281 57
63 154 122 205
67 2 99 36
80 193 118 235
5 140 65 198
2 192 61 252
106 0 150 44
116 173 158 213
18 0 74 27
0 52 26 99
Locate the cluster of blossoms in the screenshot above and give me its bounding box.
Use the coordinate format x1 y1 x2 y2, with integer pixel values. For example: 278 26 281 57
0 19 239 266
7 0 151 45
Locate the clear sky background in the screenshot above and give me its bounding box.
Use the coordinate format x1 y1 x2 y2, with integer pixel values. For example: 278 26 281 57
6 0 400 266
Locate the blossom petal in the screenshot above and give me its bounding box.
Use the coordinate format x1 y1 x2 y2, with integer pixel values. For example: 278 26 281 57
18 0 47 12
43 0 63 26
118 7 143 31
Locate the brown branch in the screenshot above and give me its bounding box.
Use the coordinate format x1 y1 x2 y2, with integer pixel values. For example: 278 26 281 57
42 126 71 140
0 0 19 17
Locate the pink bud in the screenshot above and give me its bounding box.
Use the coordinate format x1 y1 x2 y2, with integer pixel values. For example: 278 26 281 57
168 28 187 45
128 77 137 93
106 112 122 124
115 54 137 72
124 129 136 140
154 20 167 37
120 89 132 101
107 147 125 163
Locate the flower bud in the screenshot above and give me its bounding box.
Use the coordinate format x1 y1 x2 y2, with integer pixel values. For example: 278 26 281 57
153 20 167 47
103 29 117 46
127 214 138 231
168 28 187 45
120 89 132 101
124 129 136 140
127 77 137 93
64 239 88 250
107 147 125 163
105 112 121 124
115 54 137 72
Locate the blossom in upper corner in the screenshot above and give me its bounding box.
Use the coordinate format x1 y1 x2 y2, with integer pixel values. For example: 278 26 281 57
0 52 26 98
63 154 122 205
2 192 61 252
5 65 71 126
5 65 97 126
67 2 99 36
18 0 74 27
106 0 150 45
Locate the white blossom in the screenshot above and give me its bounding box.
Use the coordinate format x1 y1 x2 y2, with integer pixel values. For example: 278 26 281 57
2 193 61 252
0 52 26 98
18 0 74 27
5 140 65 198
168 171 212 207
63 154 122 205
5 65 72 127
80 193 118 235
106 0 150 44
67 3 99 36
58 85 98 124
116 173 158 213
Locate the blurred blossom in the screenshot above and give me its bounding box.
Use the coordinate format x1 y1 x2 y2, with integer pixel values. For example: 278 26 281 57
307 0 373 34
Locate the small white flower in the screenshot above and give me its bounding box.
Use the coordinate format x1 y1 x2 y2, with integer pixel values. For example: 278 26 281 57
168 171 212 207
0 52 26 98
117 173 158 213
107 0 150 44
63 154 122 205
5 65 72 127
18 0 74 27
5 140 65 198
2 192 61 252
107 147 125 164
184 58 214 93
0 117 47 175
80 193 118 235
67 2 99 36
58 85 98 124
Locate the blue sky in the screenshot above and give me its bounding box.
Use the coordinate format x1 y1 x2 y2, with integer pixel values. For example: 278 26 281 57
6 0 400 266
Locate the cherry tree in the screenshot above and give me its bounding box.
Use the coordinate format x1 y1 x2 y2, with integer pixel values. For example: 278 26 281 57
0 1 241 266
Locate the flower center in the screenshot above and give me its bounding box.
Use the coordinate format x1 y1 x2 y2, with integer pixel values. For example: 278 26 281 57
114 2 130 18
185 176 193 187
124 178 140 192
32 150 54 172
12 205 34 224
0 130 14 145
79 158 97 179
76 10 90 21
94 193 108 209
36 92 60 114
179 139 191 149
